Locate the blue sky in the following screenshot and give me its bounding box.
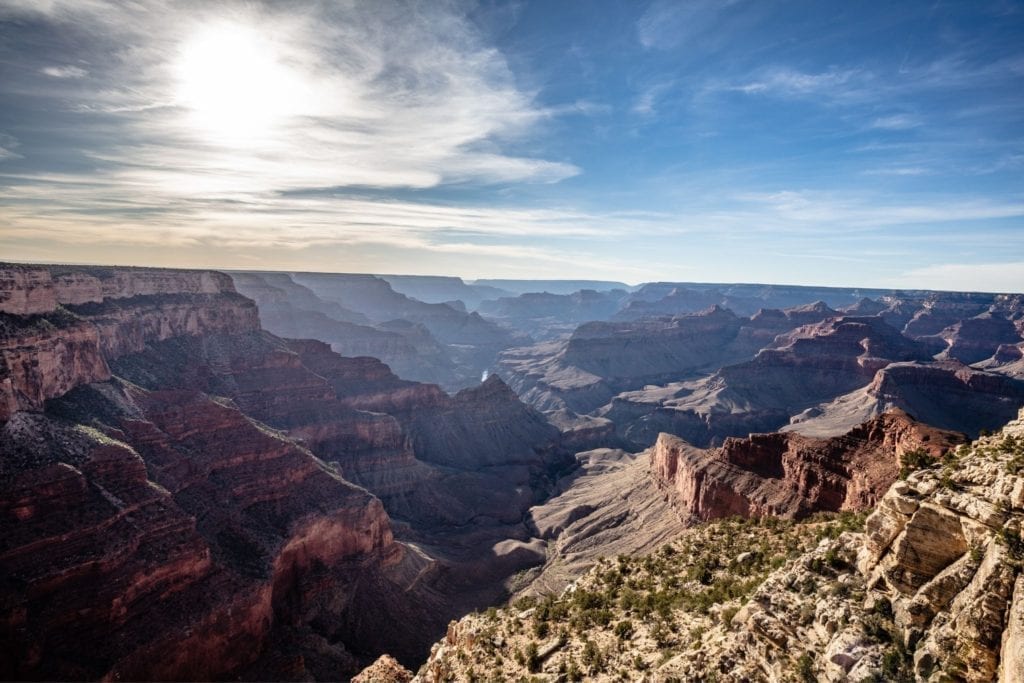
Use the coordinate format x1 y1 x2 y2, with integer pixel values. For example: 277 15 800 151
1 1 1023 290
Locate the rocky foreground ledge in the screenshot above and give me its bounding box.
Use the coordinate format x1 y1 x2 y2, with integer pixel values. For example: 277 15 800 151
403 408 1024 682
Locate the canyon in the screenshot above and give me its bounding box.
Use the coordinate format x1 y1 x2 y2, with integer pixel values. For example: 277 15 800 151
2 263 1024 681
0 264 563 679
418 409 1024 682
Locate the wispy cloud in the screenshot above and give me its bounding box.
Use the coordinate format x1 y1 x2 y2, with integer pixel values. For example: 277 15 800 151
870 114 922 130
41 65 88 79
730 67 865 99
891 261 1024 293
1 0 1022 290
863 166 931 176
636 0 743 50
1 1 577 194
0 0 597 278
0 134 22 161
732 189 1024 230
631 82 673 117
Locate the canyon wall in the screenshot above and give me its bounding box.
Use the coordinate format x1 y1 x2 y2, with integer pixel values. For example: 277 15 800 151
651 410 965 521
1 264 257 421
1 263 569 679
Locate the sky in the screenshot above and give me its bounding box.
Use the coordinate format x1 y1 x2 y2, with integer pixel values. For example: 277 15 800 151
1 0 1023 291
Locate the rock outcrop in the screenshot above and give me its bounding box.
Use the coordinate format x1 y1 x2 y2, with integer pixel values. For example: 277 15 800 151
353 654 414 683
496 304 838 418
651 410 965 521
494 288 1024 454
291 271 529 386
0 314 111 420
598 314 935 448
790 360 1024 439
232 272 466 389
698 408 1024 682
936 312 1022 365
978 342 1024 379
409 410 1024 682
377 274 511 310
477 289 629 340
0 263 239 314
1 264 257 422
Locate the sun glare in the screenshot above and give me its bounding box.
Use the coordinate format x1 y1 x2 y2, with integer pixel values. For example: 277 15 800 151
175 22 306 143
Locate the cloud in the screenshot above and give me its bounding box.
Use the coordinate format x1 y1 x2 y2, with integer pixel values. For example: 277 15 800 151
0 0 577 193
733 190 1024 229
892 262 1024 293
631 82 673 117
731 67 864 99
636 0 742 50
863 166 931 176
0 134 22 161
0 170 671 250
870 114 921 130
41 65 88 78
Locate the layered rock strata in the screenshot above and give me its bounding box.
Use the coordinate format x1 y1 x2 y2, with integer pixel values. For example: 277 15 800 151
0 263 566 679
410 410 1024 682
651 410 965 521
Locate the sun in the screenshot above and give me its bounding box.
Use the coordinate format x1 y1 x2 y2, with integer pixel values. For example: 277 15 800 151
174 22 305 143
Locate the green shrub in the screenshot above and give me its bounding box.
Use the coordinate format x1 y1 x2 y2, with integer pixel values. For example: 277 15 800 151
796 653 815 682
614 619 635 640
524 641 540 673
899 448 935 479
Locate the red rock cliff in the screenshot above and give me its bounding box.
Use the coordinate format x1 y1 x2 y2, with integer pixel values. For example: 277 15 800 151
0 264 258 422
1 378 410 681
651 410 965 522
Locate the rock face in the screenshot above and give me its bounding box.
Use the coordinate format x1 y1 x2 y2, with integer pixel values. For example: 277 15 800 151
0 263 569 680
791 360 1024 439
564 306 745 379
232 272 466 389
0 315 111 420
496 304 838 418
713 315 933 410
477 289 630 340
292 271 528 386
641 408 1024 682
0 265 56 314
494 287 1024 454
105 329 562 531
353 654 414 683
377 274 512 310
522 448 684 597
410 410 1024 683
617 281 901 318
936 312 1022 365
978 342 1024 380
0 263 238 314
1 264 258 422
651 410 965 521
0 383 416 681
599 314 935 448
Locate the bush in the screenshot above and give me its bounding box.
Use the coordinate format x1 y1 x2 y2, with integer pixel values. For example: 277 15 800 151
614 619 635 640
861 613 892 642
525 641 541 673
582 639 603 672
872 597 893 619
796 653 815 682
900 448 935 479
533 620 549 639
